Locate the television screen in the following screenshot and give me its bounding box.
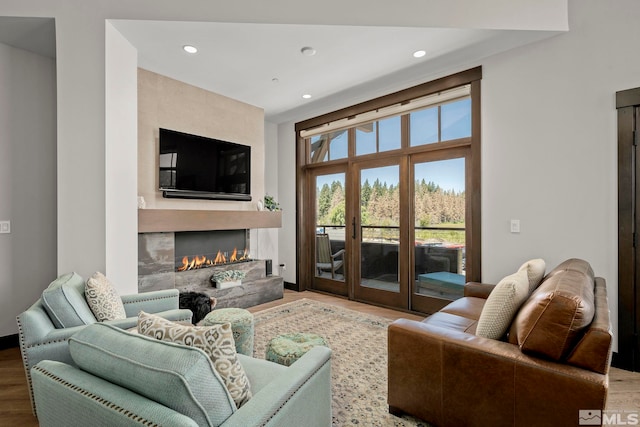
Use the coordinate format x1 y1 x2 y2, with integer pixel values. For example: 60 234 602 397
159 128 251 201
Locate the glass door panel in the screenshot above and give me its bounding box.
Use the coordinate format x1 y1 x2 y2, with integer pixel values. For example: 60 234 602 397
412 157 466 307
312 170 348 296
354 161 406 309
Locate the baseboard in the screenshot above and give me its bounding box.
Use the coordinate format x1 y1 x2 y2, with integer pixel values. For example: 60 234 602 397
0 334 19 350
284 281 300 291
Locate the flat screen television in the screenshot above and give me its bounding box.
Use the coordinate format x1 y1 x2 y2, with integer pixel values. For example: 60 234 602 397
159 128 251 201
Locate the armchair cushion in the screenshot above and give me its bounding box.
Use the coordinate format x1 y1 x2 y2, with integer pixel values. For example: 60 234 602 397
85 272 127 321
138 311 252 408
69 323 235 427
41 272 96 328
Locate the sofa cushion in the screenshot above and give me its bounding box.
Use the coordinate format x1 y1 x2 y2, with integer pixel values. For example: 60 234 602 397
440 296 486 321
476 270 529 339
69 323 235 427
517 258 546 293
423 312 478 334
85 272 127 322
41 272 96 328
138 311 252 408
509 268 595 361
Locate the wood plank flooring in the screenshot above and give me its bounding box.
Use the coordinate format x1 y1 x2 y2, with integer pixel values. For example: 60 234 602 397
1 290 638 426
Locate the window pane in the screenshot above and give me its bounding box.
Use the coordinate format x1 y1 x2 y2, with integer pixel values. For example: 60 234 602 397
414 158 466 301
309 131 347 163
329 130 348 160
309 135 328 163
356 122 376 156
410 107 438 146
378 116 401 152
441 98 471 141
315 172 346 281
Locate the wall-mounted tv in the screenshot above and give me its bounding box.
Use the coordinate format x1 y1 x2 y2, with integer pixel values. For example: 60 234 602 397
159 128 251 201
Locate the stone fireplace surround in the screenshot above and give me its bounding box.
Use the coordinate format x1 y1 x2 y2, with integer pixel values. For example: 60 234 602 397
138 209 283 308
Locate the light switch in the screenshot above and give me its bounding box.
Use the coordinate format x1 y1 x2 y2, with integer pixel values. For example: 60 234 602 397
510 219 520 233
0 221 10 234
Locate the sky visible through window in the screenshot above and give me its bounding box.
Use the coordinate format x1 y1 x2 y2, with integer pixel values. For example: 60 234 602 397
315 97 469 192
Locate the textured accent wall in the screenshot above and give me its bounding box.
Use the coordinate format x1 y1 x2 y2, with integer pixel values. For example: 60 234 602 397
137 68 265 212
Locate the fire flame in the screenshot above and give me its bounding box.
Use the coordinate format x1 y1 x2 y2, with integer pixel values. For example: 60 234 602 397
176 248 249 271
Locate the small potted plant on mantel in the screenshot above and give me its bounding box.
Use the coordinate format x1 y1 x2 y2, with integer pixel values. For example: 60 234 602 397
210 269 246 289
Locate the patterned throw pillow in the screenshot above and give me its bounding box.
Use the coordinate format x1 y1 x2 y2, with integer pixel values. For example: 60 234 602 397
138 311 252 408
517 258 546 293
85 272 126 322
476 269 530 339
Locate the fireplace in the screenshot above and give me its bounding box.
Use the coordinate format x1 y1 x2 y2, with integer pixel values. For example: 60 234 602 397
138 225 283 309
174 230 250 271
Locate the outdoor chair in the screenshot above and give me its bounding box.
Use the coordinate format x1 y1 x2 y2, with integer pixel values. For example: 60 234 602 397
316 233 345 279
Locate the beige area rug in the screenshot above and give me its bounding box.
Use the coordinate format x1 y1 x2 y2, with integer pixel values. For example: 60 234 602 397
252 299 429 426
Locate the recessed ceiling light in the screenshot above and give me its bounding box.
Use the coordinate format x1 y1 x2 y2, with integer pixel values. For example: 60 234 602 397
272 78 280 84
302 94 312 99
183 45 198 54
301 46 317 56
413 50 426 58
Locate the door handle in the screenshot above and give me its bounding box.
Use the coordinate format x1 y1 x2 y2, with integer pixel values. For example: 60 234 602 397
352 217 356 239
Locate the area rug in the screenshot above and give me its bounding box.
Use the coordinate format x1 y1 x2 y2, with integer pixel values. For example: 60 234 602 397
252 299 429 426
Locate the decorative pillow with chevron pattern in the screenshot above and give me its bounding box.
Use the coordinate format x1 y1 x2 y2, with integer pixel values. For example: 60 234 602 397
476 269 530 340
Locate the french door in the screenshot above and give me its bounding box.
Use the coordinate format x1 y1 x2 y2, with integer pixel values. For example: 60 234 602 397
307 149 469 313
352 158 407 308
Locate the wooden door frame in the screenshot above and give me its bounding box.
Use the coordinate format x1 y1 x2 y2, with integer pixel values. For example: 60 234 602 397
616 87 640 371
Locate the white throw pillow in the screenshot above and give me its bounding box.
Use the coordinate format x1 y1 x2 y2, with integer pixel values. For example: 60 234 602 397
85 272 126 321
517 258 546 293
138 311 252 408
476 269 530 340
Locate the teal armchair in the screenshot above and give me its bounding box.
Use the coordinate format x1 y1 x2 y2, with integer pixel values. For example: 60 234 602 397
31 323 332 427
16 272 192 414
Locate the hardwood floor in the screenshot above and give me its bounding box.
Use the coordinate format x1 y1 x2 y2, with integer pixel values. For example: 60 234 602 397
2 290 638 426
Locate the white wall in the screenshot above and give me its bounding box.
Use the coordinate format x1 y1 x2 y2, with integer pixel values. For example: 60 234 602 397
105 23 139 294
275 0 640 350
0 43 56 336
262 121 280 272
481 0 640 350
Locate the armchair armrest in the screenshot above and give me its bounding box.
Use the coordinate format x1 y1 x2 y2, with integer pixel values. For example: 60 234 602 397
388 319 608 427
463 281 495 298
332 249 345 261
121 289 180 317
221 346 332 427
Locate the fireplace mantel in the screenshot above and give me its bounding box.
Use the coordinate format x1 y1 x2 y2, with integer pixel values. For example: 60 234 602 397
138 209 282 233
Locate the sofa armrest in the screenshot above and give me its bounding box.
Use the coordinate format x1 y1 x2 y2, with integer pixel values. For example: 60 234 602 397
388 319 608 427
463 281 495 298
221 346 332 427
120 289 180 317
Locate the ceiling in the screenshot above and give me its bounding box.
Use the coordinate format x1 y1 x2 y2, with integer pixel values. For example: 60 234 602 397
112 20 561 123
0 16 561 124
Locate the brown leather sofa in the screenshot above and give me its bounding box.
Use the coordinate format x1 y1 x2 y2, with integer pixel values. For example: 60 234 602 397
388 259 613 427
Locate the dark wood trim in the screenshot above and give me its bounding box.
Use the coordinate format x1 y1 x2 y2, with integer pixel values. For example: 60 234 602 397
617 87 640 109
296 67 482 133
0 334 19 350
295 131 307 292
283 281 298 291
468 79 482 283
138 209 281 233
616 87 640 371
